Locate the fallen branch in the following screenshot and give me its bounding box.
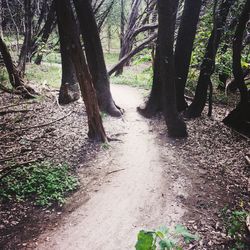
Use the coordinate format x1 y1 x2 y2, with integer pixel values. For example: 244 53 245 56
21 111 73 130
0 109 35 115
0 100 38 110
0 111 73 140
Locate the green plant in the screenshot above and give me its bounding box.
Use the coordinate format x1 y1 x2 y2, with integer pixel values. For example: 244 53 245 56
0 162 78 206
135 225 199 250
222 208 249 250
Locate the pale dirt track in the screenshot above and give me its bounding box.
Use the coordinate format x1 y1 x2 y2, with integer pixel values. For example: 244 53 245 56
34 85 191 250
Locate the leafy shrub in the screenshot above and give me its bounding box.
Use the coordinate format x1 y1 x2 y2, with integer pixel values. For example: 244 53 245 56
135 225 199 250
0 162 78 206
225 210 249 250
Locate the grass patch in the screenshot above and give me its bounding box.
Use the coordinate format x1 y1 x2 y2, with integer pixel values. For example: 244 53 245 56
0 162 78 206
42 52 61 64
104 52 119 66
26 63 61 88
111 66 153 90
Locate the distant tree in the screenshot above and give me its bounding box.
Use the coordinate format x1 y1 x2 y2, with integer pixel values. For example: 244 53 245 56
55 0 107 142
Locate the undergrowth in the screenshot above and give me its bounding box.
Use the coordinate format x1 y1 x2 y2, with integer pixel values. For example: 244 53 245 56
0 162 78 206
222 207 250 249
135 225 199 250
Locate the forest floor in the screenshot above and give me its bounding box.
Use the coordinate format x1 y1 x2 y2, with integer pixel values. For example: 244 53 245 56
0 84 249 249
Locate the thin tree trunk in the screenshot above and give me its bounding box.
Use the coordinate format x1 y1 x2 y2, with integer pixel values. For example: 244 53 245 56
175 0 202 112
33 0 56 64
0 35 36 98
18 0 32 75
116 0 142 75
73 0 122 117
186 0 235 118
55 0 107 142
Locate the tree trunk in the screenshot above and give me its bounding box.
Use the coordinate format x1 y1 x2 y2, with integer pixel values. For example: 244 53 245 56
186 0 235 118
58 14 80 105
158 0 187 137
137 45 162 117
175 0 202 112
73 0 122 117
55 0 107 142
116 0 142 75
18 0 32 75
0 0 3 37
223 0 250 136
33 0 56 64
0 35 36 98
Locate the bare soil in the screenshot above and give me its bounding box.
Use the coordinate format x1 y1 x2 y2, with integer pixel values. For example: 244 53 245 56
0 84 249 250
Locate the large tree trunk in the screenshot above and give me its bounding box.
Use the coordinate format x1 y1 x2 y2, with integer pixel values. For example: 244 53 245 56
0 35 36 98
58 13 80 105
72 0 122 117
186 0 235 118
55 0 107 142
175 0 202 112
18 0 32 76
223 0 250 136
158 0 187 137
137 45 162 117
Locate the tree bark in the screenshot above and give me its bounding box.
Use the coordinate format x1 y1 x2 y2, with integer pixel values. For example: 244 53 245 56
175 0 202 112
223 0 250 135
73 0 122 117
137 45 162 117
157 0 187 137
186 0 235 118
55 0 107 142
58 16 80 105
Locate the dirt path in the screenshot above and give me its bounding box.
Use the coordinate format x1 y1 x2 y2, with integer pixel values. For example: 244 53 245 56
34 85 192 250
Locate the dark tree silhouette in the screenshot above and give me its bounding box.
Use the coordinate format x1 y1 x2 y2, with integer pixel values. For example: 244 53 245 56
55 0 107 142
72 0 122 117
186 0 235 118
175 0 202 112
223 0 250 136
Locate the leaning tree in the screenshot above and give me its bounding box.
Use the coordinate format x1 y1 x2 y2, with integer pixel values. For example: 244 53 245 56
55 0 107 142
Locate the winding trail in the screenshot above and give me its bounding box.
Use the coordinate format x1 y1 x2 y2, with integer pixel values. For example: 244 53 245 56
35 85 191 250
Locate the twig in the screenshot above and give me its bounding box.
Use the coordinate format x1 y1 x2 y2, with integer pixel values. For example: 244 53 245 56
106 168 125 176
0 111 73 140
0 101 37 110
21 111 73 130
0 109 35 115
